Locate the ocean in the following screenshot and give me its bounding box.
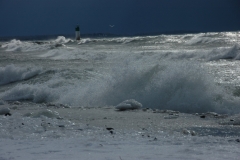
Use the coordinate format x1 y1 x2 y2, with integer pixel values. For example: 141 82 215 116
0 32 240 159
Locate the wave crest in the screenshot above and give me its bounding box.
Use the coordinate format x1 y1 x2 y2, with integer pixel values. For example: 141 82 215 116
0 64 42 85
208 45 240 61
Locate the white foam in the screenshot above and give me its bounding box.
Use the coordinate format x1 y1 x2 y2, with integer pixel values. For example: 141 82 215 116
78 38 92 44
53 36 73 44
185 34 215 45
38 48 83 60
0 64 42 85
208 45 240 61
1 32 240 160
1 39 50 52
115 99 142 110
1 36 73 52
38 46 107 61
55 60 240 114
1 32 240 114
78 36 147 44
0 82 62 103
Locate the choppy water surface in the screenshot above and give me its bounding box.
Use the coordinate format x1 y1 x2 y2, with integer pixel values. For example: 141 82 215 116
1 32 240 113
1 32 240 160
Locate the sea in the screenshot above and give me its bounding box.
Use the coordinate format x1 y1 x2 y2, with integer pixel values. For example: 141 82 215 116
0 32 240 159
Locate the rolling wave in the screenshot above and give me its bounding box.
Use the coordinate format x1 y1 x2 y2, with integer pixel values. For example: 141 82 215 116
2 61 240 114
0 64 42 86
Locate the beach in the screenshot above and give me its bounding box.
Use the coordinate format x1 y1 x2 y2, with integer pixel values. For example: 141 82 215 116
0 101 240 160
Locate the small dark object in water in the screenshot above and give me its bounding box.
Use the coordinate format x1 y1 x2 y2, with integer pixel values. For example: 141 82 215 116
230 119 234 122
236 139 240 142
22 123 24 125
58 125 65 128
153 137 158 141
109 131 114 134
200 115 206 118
5 113 11 116
106 127 114 131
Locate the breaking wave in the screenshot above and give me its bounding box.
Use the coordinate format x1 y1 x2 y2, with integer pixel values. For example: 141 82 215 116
2 61 240 114
1 32 240 114
1 36 74 52
0 64 42 86
208 45 240 61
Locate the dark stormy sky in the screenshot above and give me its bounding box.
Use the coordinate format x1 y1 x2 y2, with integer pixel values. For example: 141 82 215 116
0 0 240 37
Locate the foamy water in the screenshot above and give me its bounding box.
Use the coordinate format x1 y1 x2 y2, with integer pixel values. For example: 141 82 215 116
0 32 240 159
1 32 240 113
